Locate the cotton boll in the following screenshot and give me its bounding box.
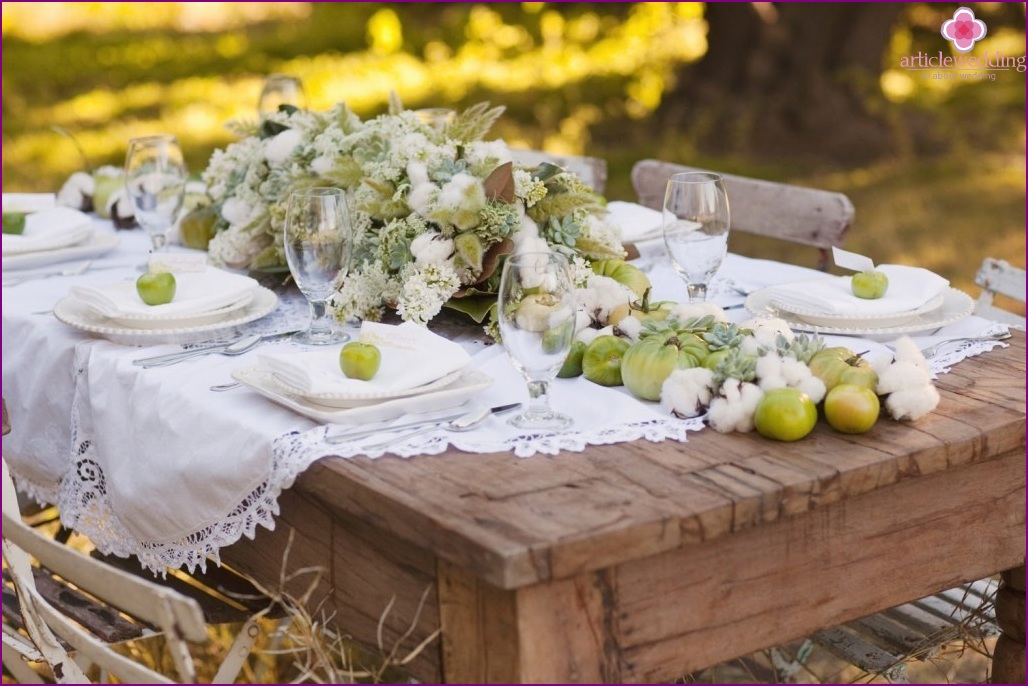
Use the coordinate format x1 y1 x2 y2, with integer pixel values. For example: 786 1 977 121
577 274 632 323
707 379 764 433
310 156 335 175
222 197 260 228
885 385 940 421
795 375 826 404
755 354 787 390
617 315 643 342
410 232 454 265
574 309 593 335
892 336 930 372
57 171 95 211
264 129 302 165
876 361 932 395
669 302 729 323
741 317 794 345
661 367 716 417
740 335 762 357
406 161 429 186
576 325 613 345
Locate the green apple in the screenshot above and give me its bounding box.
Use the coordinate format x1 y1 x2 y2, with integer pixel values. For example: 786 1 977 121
339 342 381 381
135 272 176 306
2 212 26 235
851 270 889 299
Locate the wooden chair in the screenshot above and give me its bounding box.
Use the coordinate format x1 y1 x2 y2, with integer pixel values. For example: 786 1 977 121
631 159 854 270
2 402 268 683
509 148 608 194
973 257 1026 328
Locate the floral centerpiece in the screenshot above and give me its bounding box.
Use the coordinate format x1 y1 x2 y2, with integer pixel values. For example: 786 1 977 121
200 101 626 332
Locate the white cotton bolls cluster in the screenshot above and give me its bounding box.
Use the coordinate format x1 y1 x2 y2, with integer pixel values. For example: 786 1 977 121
739 316 794 356
707 379 765 433
410 231 455 266
616 315 643 342
660 367 716 418
875 336 940 421
576 274 633 327
669 302 729 323
755 353 827 404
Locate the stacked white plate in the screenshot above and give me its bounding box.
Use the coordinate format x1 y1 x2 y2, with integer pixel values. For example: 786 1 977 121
53 268 278 345
231 321 493 424
2 206 121 270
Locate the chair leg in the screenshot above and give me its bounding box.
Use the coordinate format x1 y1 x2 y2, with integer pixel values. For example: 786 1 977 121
212 615 261 684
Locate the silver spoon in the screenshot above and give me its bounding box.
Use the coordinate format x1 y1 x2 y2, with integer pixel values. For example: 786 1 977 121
362 406 494 452
210 381 243 392
138 334 263 369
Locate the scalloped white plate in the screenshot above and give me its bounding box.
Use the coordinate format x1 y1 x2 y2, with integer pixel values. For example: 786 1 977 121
53 286 278 345
2 230 120 271
104 291 255 329
264 368 467 409
746 287 974 335
230 366 493 424
770 292 946 328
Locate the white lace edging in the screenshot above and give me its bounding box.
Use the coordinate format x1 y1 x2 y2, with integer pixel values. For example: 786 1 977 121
13 324 1008 575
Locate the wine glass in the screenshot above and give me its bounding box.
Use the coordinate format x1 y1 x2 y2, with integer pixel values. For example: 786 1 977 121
258 74 306 117
498 252 576 430
662 171 730 302
284 187 352 345
124 134 188 254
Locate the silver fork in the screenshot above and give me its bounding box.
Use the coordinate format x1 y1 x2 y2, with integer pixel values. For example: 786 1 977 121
3 260 94 286
921 331 1012 358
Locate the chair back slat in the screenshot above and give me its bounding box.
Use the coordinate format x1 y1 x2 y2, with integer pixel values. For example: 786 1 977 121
974 257 1026 327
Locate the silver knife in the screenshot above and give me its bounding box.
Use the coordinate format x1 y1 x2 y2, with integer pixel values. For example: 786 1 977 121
325 402 520 445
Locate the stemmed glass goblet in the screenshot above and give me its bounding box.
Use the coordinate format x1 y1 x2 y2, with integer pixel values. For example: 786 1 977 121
498 252 576 430
662 171 731 302
284 187 352 345
258 74 306 117
124 134 188 254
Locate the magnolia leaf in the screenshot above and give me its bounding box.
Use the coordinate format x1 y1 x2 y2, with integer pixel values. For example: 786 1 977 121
258 119 290 139
443 295 497 324
531 162 563 182
476 237 515 285
483 162 515 203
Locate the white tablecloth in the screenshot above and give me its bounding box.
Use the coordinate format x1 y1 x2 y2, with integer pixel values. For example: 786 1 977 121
1 219 1011 573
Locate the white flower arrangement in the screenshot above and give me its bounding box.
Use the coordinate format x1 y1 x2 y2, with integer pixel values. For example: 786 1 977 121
200 101 626 331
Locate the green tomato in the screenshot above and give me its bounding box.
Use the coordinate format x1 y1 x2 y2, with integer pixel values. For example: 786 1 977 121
582 335 631 386
621 333 704 401
702 348 732 372
135 272 176 306
2 212 26 235
808 347 877 391
557 340 587 378
590 259 651 299
754 388 818 442
339 342 381 381
851 269 889 299
823 383 880 434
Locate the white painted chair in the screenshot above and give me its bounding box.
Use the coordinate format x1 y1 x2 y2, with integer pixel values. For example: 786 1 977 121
509 148 608 194
2 403 263 683
631 159 854 270
973 257 1026 328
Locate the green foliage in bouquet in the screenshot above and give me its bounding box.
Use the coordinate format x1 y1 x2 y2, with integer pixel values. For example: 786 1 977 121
201 101 625 328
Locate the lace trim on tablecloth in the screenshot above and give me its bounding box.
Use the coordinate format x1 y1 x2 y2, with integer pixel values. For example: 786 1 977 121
7 325 1009 575
926 322 1011 375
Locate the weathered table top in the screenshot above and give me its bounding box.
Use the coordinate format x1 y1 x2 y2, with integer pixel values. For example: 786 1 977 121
224 332 1026 683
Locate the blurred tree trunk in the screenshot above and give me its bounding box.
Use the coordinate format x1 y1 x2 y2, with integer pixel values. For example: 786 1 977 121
661 2 903 163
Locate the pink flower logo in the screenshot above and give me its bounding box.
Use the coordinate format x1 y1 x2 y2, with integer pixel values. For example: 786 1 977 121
941 6 987 53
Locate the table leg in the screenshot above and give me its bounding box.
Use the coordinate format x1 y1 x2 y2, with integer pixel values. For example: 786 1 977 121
993 564 1025 684
438 561 621 683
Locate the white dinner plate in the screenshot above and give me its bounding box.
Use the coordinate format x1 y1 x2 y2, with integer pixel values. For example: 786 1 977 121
746 287 974 335
265 368 468 409
2 229 121 271
230 365 494 425
53 286 278 345
104 291 255 329
769 292 946 328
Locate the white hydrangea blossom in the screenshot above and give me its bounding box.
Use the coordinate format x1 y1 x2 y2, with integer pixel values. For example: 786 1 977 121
513 170 547 207
207 225 269 270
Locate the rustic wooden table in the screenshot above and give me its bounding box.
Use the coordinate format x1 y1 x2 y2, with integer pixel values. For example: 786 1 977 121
224 333 1026 684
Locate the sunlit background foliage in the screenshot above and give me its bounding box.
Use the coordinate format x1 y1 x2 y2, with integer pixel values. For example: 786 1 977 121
2 2 1025 301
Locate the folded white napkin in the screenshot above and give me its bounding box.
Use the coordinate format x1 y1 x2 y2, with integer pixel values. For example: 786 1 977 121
2 207 92 255
71 268 259 318
766 265 950 315
259 321 471 396
2 193 57 213
606 201 663 243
